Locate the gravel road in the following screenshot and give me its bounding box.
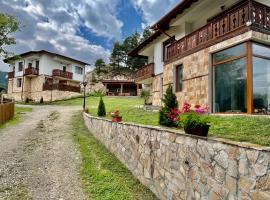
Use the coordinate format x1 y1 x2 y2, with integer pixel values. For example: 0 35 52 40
0 105 86 200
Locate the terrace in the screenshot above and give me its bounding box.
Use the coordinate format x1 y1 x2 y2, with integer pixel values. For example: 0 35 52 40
165 0 270 63
52 69 73 80
134 63 155 83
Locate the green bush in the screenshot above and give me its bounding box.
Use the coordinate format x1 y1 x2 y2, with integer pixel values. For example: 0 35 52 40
90 90 105 97
179 111 209 129
140 90 151 105
97 97 106 117
159 84 178 127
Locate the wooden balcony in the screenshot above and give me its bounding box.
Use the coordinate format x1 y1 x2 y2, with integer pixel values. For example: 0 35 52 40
52 69 73 79
135 63 155 83
8 71 14 79
43 83 80 93
24 67 39 76
165 0 270 63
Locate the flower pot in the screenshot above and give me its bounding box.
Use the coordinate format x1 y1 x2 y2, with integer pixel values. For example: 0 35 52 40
112 116 122 122
184 125 210 137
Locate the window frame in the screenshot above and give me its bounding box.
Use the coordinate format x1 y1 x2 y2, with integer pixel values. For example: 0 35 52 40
17 78 22 88
18 62 23 72
75 66 83 75
175 64 183 92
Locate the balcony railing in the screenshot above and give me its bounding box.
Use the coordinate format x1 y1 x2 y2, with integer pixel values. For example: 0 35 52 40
135 63 155 82
43 83 80 93
24 67 39 76
52 69 73 79
8 71 14 79
165 0 270 63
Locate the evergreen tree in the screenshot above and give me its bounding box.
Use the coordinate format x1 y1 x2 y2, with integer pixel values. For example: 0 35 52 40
159 85 178 127
95 58 106 74
97 97 106 117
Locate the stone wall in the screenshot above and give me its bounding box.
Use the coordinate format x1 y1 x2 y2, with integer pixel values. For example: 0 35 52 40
84 113 270 200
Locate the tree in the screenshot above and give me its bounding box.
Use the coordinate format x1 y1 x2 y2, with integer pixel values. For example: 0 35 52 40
97 97 106 117
94 58 106 73
110 42 125 70
0 13 20 58
141 26 153 42
159 85 179 127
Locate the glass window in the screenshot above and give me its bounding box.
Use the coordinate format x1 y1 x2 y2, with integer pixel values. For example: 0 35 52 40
28 62 32 68
253 43 270 58
75 66 83 75
253 57 270 114
17 78 22 87
36 60 39 69
214 58 247 113
213 43 246 64
175 65 183 92
18 62 23 72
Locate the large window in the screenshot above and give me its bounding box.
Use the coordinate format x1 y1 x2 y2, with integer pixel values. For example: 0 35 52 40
18 62 23 72
253 43 270 114
17 78 22 88
213 44 247 113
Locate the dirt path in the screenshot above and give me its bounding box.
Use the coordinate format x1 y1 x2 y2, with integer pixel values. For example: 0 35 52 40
0 105 86 200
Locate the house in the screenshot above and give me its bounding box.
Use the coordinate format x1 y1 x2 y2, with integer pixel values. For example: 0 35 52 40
5 50 87 102
129 0 270 114
102 80 142 96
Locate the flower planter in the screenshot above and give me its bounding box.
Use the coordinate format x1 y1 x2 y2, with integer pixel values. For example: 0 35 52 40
112 116 122 122
184 125 210 137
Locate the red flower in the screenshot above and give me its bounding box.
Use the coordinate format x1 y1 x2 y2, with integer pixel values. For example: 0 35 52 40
195 104 201 109
167 108 182 122
182 102 191 113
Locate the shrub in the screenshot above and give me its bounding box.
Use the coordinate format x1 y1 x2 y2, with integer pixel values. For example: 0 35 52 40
159 84 178 127
40 96 44 104
179 111 209 130
90 90 105 97
140 90 151 105
97 97 106 117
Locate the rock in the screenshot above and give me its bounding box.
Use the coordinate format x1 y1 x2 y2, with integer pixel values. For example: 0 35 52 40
254 153 269 177
214 165 225 183
228 160 238 178
214 150 228 169
239 176 256 193
251 191 270 200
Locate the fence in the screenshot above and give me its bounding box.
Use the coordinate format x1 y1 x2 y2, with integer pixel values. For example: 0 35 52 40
0 100 15 125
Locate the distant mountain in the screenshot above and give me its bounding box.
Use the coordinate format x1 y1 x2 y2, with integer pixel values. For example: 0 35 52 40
0 72 8 92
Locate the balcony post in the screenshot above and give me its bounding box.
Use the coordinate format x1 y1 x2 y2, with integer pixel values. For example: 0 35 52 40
120 83 123 96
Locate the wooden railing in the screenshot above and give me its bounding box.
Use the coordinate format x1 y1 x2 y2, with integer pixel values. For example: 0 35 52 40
24 67 39 76
0 102 14 125
43 83 80 93
52 69 73 79
165 0 270 63
8 71 14 79
135 63 155 82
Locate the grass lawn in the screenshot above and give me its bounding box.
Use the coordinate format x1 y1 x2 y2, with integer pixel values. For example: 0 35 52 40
55 96 270 146
54 96 159 126
0 106 33 129
71 113 158 200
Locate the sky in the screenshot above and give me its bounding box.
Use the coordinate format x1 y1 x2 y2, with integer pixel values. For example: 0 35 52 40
0 0 180 71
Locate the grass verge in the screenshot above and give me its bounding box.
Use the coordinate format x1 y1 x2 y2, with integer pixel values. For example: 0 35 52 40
71 113 158 200
0 106 33 130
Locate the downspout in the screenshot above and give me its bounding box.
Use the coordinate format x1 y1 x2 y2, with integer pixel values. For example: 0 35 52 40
21 59 26 101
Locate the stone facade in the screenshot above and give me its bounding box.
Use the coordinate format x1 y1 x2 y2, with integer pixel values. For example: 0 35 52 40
84 113 270 200
152 30 270 109
8 75 81 102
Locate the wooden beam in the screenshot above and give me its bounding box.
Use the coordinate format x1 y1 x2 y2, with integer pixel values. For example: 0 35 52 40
246 41 253 114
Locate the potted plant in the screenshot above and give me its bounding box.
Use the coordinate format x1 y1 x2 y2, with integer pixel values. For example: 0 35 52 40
178 103 210 137
110 109 122 122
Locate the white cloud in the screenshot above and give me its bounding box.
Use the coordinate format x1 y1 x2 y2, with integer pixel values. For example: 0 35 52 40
132 0 179 26
0 0 122 71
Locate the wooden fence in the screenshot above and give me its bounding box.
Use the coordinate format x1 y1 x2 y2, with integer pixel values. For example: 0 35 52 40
0 102 15 125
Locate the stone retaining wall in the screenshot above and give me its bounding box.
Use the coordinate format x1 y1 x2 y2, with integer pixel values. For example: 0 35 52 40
83 113 270 200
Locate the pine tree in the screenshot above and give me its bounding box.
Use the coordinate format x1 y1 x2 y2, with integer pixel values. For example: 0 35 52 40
159 84 178 127
97 97 106 117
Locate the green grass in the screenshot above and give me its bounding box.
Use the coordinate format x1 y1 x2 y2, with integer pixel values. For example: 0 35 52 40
71 113 158 200
55 96 270 146
0 106 33 129
208 115 270 146
55 96 159 126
